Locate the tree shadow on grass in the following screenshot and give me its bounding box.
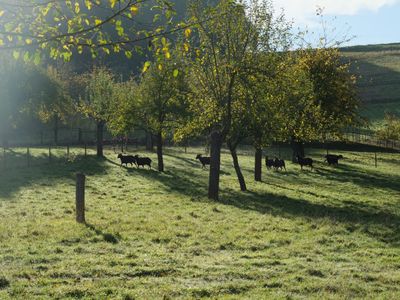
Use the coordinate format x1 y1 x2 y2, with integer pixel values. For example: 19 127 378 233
164 152 232 176
219 188 400 245
110 154 400 245
163 152 200 168
0 155 110 198
105 156 208 198
86 223 120 244
316 163 400 192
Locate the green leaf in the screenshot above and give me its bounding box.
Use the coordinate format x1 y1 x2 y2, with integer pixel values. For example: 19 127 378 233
142 61 151 73
13 51 20 60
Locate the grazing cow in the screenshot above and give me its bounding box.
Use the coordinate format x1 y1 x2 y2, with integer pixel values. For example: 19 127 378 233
273 157 286 171
134 155 152 169
196 154 211 169
325 154 343 166
296 155 313 170
265 156 274 170
117 154 136 167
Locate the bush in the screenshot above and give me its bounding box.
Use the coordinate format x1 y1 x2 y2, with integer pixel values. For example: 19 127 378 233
377 114 400 140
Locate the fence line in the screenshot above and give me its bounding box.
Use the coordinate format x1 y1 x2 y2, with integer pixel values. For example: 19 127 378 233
341 130 400 151
1 127 398 171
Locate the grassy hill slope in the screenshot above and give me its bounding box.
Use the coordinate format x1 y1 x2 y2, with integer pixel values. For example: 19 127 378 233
342 43 400 128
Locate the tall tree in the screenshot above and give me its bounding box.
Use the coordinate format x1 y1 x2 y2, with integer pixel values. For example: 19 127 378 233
178 0 290 198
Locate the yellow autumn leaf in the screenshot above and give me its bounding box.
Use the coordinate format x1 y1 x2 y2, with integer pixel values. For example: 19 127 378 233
75 3 80 14
110 0 117 8
130 5 138 15
184 28 192 38
183 42 189 52
85 0 92 10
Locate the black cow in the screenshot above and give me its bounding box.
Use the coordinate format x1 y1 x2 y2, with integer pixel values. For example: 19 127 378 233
296 155 313 170
196 154 211 169
273 157 286 171
134 155 152 169
265 156 274 170
117 154 136 167
325 154 343 166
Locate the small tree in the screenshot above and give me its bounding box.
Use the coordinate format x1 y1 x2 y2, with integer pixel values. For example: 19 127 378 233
276 53 323 162
377 114 400 141
137 48 185 172
107 79 138 139
81 67 115 157
240 65 284 182
0 56 31 146
34 66 75 145
279 48 361 161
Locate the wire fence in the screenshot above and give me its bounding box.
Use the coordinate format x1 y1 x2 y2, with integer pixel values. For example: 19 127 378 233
0 127 398 171
342 129 400 151
4 127 144 147
3 127 400 150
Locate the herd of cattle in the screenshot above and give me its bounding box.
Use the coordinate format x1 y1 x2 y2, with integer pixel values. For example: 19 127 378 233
196 153 344 170
118 153 344 171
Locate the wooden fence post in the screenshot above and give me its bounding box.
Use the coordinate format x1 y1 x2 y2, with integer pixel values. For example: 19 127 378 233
84 143 87 157
76 173 86 223
67 145 70 158
49 146 52 163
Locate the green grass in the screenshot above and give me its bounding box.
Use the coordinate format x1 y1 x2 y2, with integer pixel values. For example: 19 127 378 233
341 43 400 128
0 146 400 299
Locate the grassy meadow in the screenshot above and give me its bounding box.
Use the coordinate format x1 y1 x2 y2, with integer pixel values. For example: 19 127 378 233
343 43 400 128
0 146 399 299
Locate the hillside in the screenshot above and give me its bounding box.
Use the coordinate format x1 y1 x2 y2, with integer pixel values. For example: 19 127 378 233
341 43 400 128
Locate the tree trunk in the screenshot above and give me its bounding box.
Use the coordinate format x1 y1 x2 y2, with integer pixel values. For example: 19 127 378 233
157 130 164 172
96 121 105 157
228 142 247 191
254 147 262 182
291 137 304 163
54 116 59 145
208 129 223 200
